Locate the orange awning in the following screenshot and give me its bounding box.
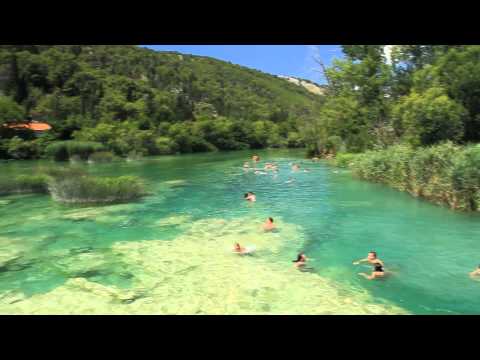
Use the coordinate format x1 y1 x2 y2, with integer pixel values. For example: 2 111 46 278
5 122 52 131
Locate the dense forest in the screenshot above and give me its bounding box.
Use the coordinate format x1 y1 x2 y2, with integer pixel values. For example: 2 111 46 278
315 45 480 211
0 45 323 160
304 45 480 155
2 45 480 165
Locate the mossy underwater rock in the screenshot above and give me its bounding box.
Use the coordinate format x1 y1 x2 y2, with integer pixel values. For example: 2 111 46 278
0 249 23 271
53 252 110 277
163 180 187 186
61 204 134 223
0 278 146 314
0 217 410 315
154 214 192 227
0 236 29 271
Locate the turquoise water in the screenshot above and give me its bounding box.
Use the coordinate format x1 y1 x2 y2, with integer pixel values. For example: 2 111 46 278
0 149 479 314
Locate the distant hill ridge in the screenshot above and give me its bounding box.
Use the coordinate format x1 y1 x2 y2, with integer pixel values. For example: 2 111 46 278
0 45 324 159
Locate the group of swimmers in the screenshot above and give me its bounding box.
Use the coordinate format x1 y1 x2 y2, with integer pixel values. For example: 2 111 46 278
233 217 276 255
237 154 480 281
291 250 386 280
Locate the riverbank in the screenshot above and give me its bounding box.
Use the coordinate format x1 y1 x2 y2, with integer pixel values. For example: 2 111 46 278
326 142 480 212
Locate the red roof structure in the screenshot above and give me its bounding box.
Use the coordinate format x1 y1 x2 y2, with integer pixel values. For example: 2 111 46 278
5 121 52 131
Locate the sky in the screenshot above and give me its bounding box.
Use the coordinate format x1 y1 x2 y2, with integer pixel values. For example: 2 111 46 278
141 45 343 85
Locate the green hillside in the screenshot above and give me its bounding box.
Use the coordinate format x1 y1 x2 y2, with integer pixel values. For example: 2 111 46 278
0 45 323 159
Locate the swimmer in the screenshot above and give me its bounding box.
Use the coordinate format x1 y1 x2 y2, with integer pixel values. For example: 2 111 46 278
469 265 480 278
263 217 276 231
252 155 260 162
292 164 300 171
354 251 386 280
233 243 246 254
293 253 308 268
244 192 256 202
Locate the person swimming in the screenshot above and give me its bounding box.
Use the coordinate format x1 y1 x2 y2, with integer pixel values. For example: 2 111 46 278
263 217 276 231
233 243 246 253
252 155 260 162
292 164 300 171
293 253 308 268
244 192 256 202
470 264 480 277
353 251 386 280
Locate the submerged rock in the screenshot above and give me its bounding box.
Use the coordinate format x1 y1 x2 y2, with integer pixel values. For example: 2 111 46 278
62 208 108 221
0 217 410 315
0 290 26 305
0 251 22 271
61 205 133 224
154 214 192 227
53 252 110 277
162 180 188 188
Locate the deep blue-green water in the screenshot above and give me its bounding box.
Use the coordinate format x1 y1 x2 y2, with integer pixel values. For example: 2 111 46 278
0 149 479 314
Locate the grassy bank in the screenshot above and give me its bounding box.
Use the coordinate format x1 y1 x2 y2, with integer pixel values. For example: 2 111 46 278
329 142 480 211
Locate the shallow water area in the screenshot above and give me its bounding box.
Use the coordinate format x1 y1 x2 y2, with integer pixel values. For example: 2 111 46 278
0 149 479 314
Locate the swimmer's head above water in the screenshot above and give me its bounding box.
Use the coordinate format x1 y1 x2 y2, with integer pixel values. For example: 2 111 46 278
293 253 307 263
244 192 256 201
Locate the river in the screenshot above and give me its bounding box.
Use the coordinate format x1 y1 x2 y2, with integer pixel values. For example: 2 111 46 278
0 149 479 314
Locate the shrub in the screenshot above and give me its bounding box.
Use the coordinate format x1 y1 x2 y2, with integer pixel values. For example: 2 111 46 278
0 175 49 196
48 175 146 204
88 151 116 163
6 137 41 160
154 137 178 155
45 141 105 161
40 166 88 179
392 87 466 147
333 153 359 168
126 150 143 161
286 132 304 148
344 142 480 211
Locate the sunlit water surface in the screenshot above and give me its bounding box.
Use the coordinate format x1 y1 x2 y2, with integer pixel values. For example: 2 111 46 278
1 149 479 314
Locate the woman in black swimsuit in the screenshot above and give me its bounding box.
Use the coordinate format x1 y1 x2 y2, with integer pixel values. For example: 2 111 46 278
353 251 386 280
293 253 308 268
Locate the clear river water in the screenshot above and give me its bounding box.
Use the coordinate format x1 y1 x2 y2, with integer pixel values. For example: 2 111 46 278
0 149 479 314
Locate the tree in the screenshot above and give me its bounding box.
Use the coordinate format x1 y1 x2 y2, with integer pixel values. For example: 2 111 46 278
0 96 25 125
392 87 465 147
